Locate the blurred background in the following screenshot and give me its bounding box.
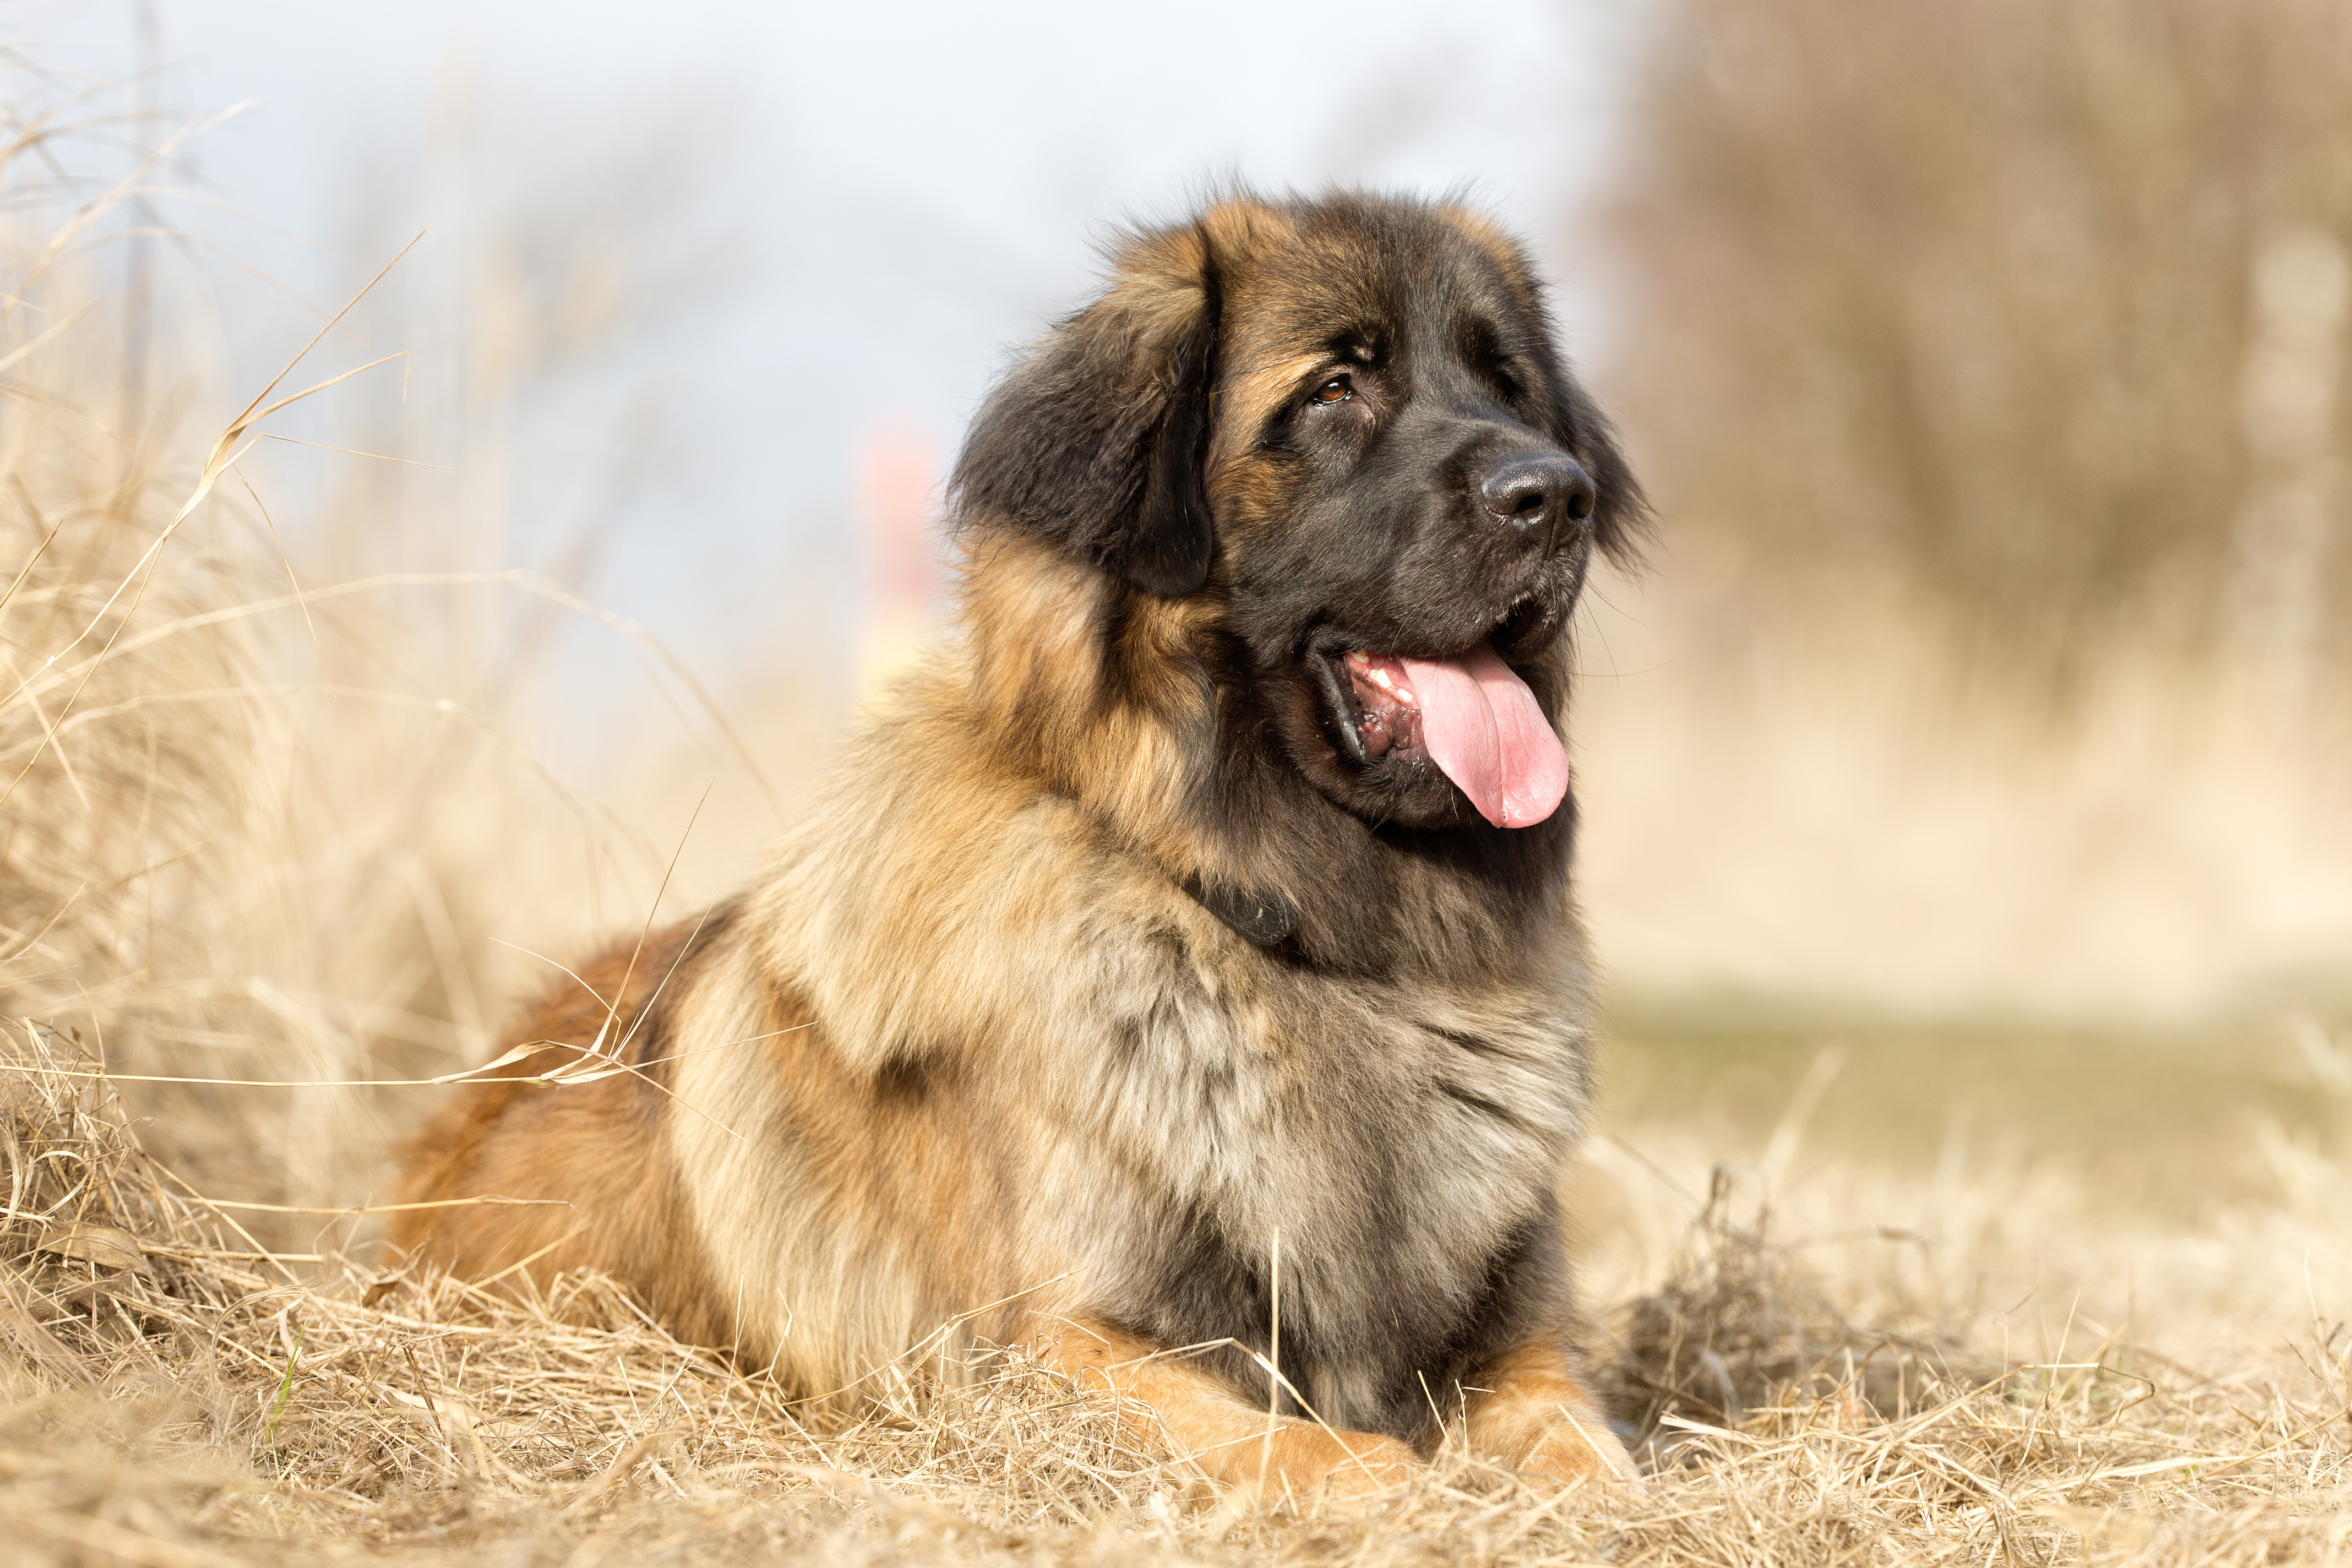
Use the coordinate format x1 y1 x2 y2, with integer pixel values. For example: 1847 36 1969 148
3 0 2350 1232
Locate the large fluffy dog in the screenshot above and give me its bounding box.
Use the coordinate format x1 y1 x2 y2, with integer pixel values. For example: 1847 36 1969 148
393 190 1646 1495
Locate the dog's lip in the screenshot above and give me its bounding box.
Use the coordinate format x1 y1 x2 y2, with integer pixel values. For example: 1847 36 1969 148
1306 622 1505 671
1305 598 1550 692
1308 642 1378 766
1490 593 1558 658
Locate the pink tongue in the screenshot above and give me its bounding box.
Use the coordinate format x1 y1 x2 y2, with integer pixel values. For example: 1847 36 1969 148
1396 645 1569 828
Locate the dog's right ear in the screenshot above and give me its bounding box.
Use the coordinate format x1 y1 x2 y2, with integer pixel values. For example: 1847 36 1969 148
950 227 1221 597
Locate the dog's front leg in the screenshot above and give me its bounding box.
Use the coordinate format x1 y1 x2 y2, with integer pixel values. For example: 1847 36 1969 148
1030 1316 1423 1500
1460 1341 1644 1489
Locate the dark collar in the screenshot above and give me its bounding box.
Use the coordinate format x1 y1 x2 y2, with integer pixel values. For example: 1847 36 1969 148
1179 872 1297 946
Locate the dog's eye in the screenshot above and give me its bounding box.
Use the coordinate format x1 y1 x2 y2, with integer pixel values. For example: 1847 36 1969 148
1310 375 1353 406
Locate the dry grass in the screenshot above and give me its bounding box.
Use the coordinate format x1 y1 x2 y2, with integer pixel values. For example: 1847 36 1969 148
0 53 812 1249
4 1022 2350 1565
4 35 2350 1568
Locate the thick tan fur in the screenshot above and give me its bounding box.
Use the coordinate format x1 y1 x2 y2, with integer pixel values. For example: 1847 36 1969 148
395 193 1642 1498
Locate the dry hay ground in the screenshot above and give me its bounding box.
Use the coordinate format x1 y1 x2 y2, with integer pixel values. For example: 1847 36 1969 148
2 1022 2347 1568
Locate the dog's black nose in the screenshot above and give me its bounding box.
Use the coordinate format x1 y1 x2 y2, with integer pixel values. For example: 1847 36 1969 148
1479 451 1596 543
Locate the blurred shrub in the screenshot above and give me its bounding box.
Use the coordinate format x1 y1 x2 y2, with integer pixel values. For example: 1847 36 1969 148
1610 0 2352 707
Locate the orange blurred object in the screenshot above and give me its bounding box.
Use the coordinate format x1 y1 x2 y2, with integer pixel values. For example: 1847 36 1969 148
853 416 940 705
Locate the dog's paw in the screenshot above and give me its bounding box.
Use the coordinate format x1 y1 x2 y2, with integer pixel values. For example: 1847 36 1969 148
1517 1421 1648 1495
1249 1423 1424 1501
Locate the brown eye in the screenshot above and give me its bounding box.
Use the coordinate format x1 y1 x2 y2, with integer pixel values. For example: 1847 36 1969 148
1311 375 1353 406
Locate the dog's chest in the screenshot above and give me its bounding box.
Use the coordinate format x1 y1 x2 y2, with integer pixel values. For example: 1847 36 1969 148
1094 977 1580 1216
1046 937 1589 1431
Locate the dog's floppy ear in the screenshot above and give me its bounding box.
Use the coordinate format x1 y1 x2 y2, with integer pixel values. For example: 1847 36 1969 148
950 226 1221 597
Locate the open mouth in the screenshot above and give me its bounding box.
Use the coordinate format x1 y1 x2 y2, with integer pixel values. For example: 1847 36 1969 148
1343 652 1428 761
1332 635 1570 830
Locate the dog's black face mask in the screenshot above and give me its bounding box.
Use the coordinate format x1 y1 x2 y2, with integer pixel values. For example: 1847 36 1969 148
951 192 1645 837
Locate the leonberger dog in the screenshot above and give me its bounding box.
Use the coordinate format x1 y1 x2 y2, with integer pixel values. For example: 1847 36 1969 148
393 189 1646 1496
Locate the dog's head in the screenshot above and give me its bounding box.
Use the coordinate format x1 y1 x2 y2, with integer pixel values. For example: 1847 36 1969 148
951 191 1642 839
